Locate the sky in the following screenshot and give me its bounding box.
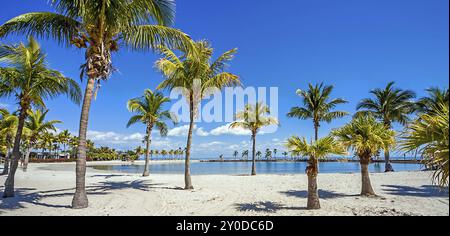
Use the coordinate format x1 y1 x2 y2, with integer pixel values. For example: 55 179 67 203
0 0 448 159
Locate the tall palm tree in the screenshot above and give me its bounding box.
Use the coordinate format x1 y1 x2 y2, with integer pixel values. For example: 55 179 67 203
0 0 194 208
241 150 249 160
332 115 395 196
0 37 81 198
287 136 346 209
287 83 348 141
401 102 449 187
233 150 239 159
58 129 71 153
265 148 272 160
230 103 279 175
273 148 278 158
23 109 61 171
416 87 449 115
356 82 416 172
0 109 17 175
156 41 240 189
256 151 262 160
127 89 176 176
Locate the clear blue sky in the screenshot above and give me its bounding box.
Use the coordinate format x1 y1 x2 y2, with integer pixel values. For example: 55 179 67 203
0 0 448 158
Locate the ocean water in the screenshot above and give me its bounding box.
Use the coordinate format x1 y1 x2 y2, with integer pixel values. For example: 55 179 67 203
91 161 424 175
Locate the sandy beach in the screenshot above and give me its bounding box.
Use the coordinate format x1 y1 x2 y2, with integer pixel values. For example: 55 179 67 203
0 161 448 216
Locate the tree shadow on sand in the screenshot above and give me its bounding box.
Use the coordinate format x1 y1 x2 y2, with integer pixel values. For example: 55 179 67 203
235 201 306 213
0 179 165 211
280 190 358 199
381 185 449 198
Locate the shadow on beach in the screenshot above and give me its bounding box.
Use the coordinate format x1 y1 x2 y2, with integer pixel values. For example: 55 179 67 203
280 190 359 199
0 179 181 211
235 201 306 213
381 185 449 198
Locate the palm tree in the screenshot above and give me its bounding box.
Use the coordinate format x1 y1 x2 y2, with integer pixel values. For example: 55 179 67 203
273 148 278 158
127 89 176 176
282 151 288 158
58 129 71 153
332 115 395 196
241 150 249 160
401 102 449 187
287 136 346 209
23 109 61 171
0 109 17 175
233 150 239 159
356 82 416 172
135 146 144 159
0 37 81 198
287 83 348 141
156 41 240 189
0 0 194 208
265 148 272 160
416 87 449 115
256 151 262 160
230 103 279 175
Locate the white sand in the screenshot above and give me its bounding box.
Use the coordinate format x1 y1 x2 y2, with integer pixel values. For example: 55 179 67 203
0 161 448 216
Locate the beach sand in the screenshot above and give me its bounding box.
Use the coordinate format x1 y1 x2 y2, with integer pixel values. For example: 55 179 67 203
0 161 448 216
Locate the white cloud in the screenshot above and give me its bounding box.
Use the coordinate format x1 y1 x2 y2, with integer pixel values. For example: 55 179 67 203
210 123 251 136
196 127 210 137
167 125 191 137
0 103 8 108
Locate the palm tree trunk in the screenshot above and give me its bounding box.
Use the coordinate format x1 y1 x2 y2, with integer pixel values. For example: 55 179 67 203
306 158 320 209
384 148 394 172
360 156 376 196
1 148 11 175
314 122 319 141
184 97 194 190
23 145 31 172
143 124 153 177
3 103 28 198
251 132 257 176
71 76 95 209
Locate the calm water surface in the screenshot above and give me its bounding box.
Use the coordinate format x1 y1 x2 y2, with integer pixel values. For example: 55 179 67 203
91 161 423 175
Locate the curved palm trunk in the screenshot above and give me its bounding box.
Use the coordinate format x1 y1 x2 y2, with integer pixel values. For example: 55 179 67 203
184 97 194 190
384 148 394 172
3 104 28 198
72 77 95 209
251 132 257 176
1 149 11 175
306 158 320 209
22 146 31 172
360 156 376 196
142 124 153 177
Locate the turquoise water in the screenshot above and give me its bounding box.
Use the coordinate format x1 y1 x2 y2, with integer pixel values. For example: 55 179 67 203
91 161 424 175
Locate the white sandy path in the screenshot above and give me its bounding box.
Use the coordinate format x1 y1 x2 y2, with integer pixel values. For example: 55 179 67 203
0 162 448 216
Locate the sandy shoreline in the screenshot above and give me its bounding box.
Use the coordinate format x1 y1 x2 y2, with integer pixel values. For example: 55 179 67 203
0 162 448 216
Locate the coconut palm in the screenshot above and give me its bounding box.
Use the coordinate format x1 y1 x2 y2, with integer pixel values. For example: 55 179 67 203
241 150 249 160
282 151 288 158
416 87 449 115
256 151 262 160
233 150 239 159
287 136 346 209
58 129 71 152
230 103 279 175
0 0 194 208
401 102 449 187
265 148 272 160
356 82 416 172
156 41 240 189
23 109 61 171
0 109 17 175
126 89 176 176
332 115 395 196
287 83 348 141
0 37 81 198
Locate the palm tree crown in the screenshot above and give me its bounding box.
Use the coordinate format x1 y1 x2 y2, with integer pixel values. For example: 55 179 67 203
416 87 449 115
127 89 176 135
356 82 416 128
332 115 395 159
287 83 348 140
230 102 279 134
287 136 346 160
26 109 61 145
